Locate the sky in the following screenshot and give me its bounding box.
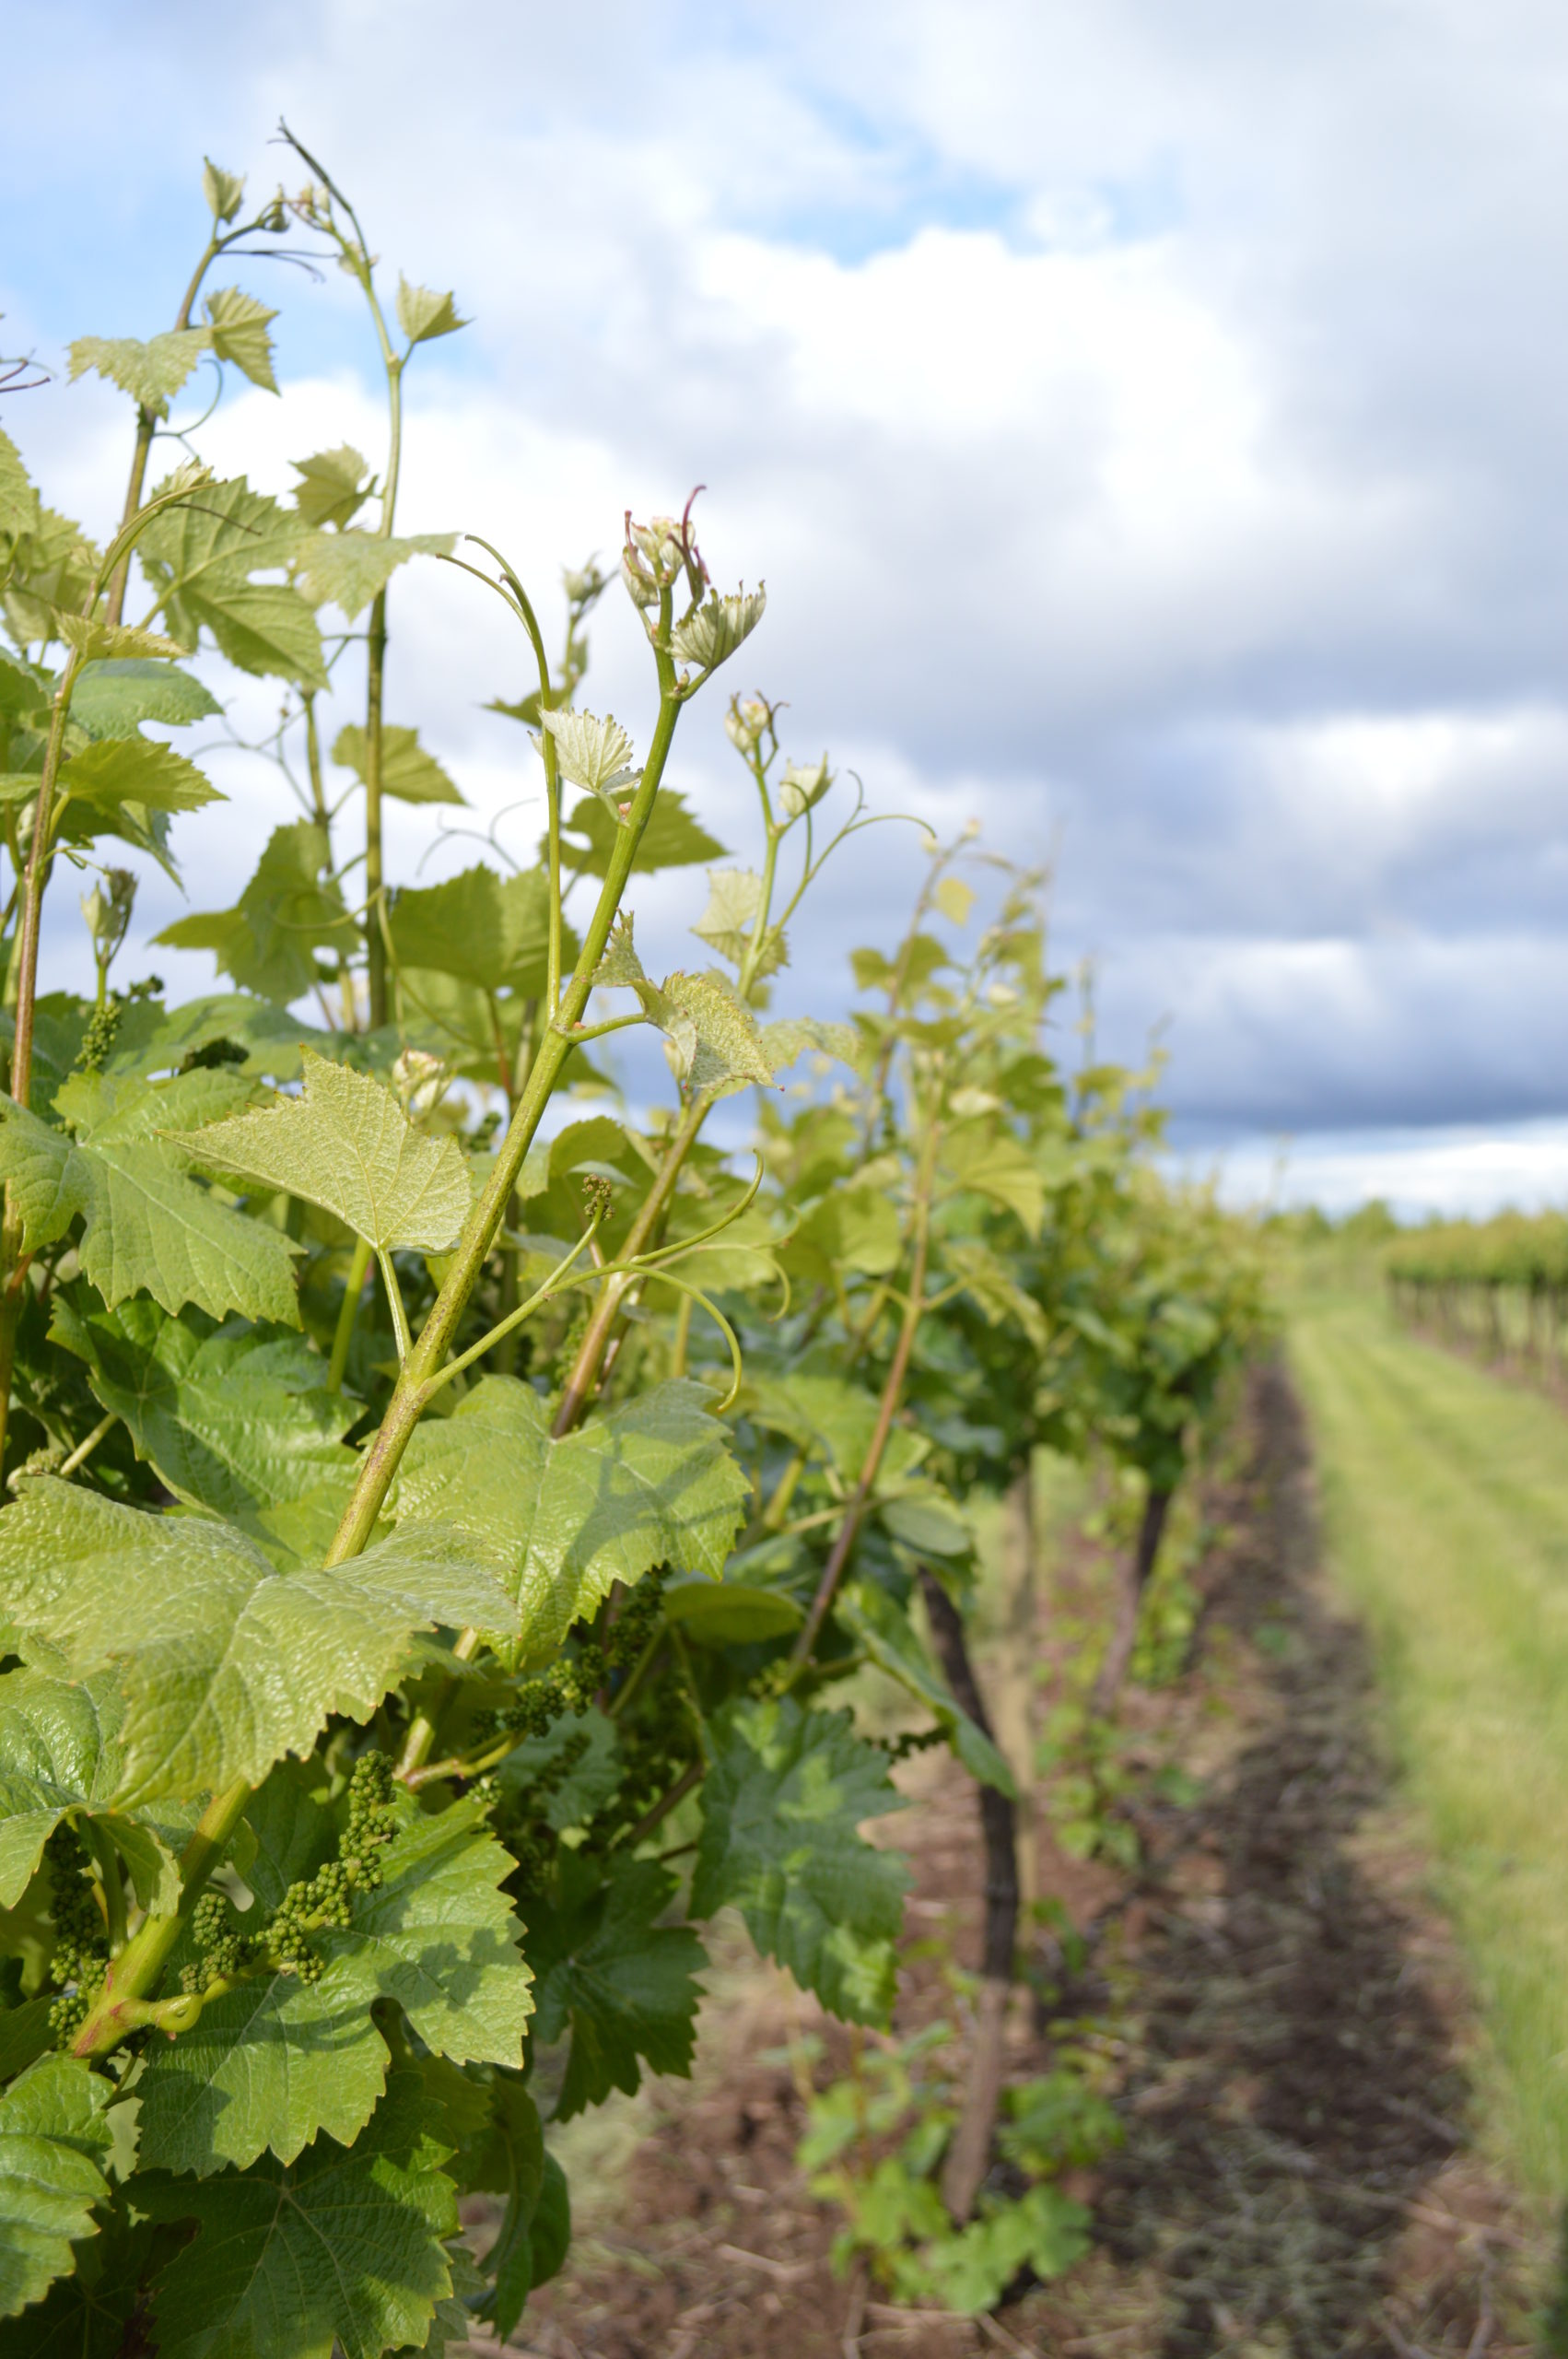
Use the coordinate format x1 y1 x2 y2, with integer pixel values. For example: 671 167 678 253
5 0 1568 1215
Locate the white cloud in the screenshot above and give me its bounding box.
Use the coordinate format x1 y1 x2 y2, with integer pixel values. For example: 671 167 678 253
7 0 1568 1206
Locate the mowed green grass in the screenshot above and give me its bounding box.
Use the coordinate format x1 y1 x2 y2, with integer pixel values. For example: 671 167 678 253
1291 1290 1568 2203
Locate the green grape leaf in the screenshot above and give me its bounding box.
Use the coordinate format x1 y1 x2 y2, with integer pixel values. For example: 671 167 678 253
129 991 342 1083
1 506 100 650
396 279 468 345
0 1480 517 1804
57 735 221 815
837 1581 1015 1797
497 1708 622 1833
297 534 456 624
458 2077 543 2336
0 2201 152 2357
404 2242 486 2356
290 445 373 530
140 2070 457 2359
555 788 726 878
788 1183 904 1281
0 2056 114 2323
692 1695 909 2025
877 1486 972 1557
157 819 357 1003
526 1850 704 2120
137 1782 531 2173
174 1048 472 1253
387 863 550 994
0 425 39 541
0 2002 53 2087
691 867 785 977
69 659 221 741
50 1295 357 1536
182 577 326 687
939 1123 1044 1237
394 1375 750 1658
138 475 325 690
942 1238 1050 1353
0 1095 302 1327
0 1666 185 1912
332 721 463 804
739 1372 883 1478
66 331 209 418
202 288 278 393
662 1576 802 1646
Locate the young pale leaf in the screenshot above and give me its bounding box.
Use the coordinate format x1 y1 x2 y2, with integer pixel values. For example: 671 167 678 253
0 1667 184 1913
140 2071 457 2359
759 1016 860 1076
50 1296 357 1536
670 585 766 673
556 787 726 879
0 1481 517 1804
394 1375 750 1658
396 279 469 345
290 444 373 530
932 875 977 927
297 533 456 623
0 424 39 540
202 158 245 223
592 911 647 989
691 867 784 977
692 1696 910 2025
0 1097 302 1327
67 331 209 418
70 659 221 740
202 288 279 393
52 616 184 663
525 1851 704 2120
837 1581 1016 1798
57 735 222 815
332 721 463 804
541 708 639 799
641 970 775 1097
387 863 549 994
157 820 357 1004
137 1782 532 2173
0 2057 115 2323
174 1048 472 1254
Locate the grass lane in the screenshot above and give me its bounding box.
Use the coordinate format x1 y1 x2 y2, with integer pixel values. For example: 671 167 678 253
1290 1290 1568 2204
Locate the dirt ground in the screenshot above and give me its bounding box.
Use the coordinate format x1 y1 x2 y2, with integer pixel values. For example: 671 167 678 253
479 1360 1551 2358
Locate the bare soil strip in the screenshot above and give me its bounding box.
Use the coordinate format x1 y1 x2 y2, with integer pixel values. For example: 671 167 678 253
497 1362 1545 2357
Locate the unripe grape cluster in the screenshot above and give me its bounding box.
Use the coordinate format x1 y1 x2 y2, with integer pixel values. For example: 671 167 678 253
46 1826 109 2046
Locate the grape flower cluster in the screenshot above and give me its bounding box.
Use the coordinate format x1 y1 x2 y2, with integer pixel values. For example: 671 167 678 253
46 1826 110 2047
182 1752 398 1996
